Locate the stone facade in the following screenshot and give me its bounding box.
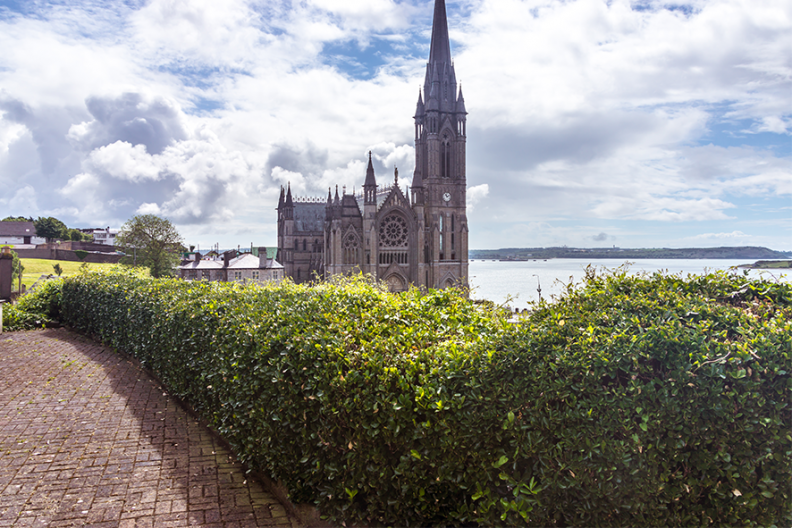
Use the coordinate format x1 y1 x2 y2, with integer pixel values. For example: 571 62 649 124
277 0 468 291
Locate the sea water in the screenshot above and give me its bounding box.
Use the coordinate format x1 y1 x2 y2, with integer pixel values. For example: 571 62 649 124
468 259 790 309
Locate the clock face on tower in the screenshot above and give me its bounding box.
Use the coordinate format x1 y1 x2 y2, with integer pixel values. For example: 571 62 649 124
443 192 451 202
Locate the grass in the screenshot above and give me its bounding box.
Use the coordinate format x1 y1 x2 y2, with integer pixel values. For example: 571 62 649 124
17 259 119 290
751 260 792 269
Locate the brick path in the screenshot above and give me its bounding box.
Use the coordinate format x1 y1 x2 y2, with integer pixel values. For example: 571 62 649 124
0 329 301 528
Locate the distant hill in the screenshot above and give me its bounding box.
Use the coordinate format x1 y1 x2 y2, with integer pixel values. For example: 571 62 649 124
470 246 792 260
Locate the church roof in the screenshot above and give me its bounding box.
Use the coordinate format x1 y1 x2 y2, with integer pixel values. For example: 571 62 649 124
293 202 325 233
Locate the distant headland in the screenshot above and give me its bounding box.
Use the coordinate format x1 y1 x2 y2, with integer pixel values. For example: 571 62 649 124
470 246 792 261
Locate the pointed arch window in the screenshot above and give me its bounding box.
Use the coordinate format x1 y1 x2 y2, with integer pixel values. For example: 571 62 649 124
343 232 360 265
441 132 452 178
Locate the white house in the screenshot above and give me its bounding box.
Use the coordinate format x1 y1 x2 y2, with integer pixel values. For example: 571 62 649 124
85 227 118 246
0 222 46 246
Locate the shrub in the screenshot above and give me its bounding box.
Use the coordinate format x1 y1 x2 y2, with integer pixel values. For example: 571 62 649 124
2 278 62 331
2 304 47 331
74 250 88 260
53 268 791 526
16 278 63 320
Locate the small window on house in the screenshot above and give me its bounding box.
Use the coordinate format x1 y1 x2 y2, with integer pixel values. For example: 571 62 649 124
234 271 242 280
252 271 259 280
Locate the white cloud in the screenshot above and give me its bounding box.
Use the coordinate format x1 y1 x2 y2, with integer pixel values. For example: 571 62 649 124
87 142 162 182
0 0 788 250
271 167 307 194
137 202 162 215
467 184 489 210
689 231 751 240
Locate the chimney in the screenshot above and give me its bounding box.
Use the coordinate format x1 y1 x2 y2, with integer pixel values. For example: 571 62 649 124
223 251 233 268
258 247 268 268
195 252 202 263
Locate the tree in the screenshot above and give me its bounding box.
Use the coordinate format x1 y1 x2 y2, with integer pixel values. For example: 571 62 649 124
116 214 184 278
53 263 63 276
2 216 33 222
68 228 90 241
34 217 68 242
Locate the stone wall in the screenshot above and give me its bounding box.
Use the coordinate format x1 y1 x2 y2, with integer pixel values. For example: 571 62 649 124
14 248 123 264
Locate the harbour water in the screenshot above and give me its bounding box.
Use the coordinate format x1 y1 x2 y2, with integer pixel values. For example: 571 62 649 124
468 259 790 309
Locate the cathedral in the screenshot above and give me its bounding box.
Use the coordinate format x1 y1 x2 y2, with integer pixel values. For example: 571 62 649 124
276 0 468 291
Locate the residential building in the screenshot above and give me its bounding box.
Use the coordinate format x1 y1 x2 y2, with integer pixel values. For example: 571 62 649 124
178 247 283 283
0 221 46 246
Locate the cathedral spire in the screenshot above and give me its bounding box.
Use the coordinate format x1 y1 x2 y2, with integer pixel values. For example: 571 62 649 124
278 186 285 208
364 151 376 188
423 0 457 114
414 90 424 118
456 85 467 114
428 0 452 66
285 183 293 207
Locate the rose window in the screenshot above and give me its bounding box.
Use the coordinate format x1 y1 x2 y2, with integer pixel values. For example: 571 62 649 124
379 215 408 247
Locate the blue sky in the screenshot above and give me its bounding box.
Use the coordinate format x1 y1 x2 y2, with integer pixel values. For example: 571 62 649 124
0 0 789 251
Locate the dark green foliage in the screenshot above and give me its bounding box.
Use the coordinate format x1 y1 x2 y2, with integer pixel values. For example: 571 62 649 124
1 216 33 222
68 228 90 241
1 278 62 331
53 263 63 276
34 216 68 241
74 250 89 261
43 268 792 526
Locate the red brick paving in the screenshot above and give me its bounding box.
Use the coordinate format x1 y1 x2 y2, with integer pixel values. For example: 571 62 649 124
0 329 300 527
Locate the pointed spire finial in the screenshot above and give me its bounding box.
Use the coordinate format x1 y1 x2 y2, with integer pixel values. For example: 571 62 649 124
285 182 293 207
364 150 376 188
394 167 399 186
428 0 452 66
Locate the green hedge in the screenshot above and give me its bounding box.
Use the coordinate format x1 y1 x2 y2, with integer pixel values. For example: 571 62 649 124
42 269 792 526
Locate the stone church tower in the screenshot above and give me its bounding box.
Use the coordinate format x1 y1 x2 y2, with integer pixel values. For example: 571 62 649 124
277 0 468 291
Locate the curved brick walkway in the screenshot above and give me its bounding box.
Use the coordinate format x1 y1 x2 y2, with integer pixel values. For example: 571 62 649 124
0 329 301 528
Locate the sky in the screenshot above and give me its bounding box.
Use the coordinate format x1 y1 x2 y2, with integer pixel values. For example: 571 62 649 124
0 0 789 251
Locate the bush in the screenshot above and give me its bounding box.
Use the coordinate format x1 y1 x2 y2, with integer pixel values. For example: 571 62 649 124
52 268 790 526
2 278 62 331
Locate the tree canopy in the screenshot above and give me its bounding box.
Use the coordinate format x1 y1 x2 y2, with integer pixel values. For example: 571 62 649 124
2 216 33 222
116 214 184 278
34 217 68 241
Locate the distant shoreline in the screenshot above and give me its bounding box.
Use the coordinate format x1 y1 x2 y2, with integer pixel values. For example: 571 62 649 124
470 246 791 261
735 260 792 270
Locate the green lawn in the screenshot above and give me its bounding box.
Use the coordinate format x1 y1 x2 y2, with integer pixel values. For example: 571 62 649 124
17 259 118 290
